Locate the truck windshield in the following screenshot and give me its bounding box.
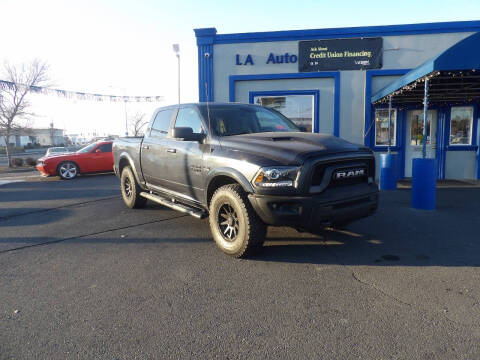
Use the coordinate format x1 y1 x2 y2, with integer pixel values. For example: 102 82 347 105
199 105 300 136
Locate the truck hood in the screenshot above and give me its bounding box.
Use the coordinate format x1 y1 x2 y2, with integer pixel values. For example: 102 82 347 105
38 152 80 162
218 132 369 166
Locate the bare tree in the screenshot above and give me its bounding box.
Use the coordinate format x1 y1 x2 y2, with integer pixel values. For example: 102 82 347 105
129 112 148 136
0 59 49 166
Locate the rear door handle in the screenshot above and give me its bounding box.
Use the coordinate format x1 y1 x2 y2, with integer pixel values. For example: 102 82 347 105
166 148 176 153
142 145 150 150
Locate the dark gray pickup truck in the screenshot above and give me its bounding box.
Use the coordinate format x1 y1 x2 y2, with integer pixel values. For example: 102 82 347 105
113 103 378 257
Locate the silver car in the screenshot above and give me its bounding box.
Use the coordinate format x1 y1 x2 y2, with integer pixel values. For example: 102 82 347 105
45 147 70 157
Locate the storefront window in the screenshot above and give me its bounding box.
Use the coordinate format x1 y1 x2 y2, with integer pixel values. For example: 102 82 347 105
375 108 396 146
411 112 432 146
253 95 314 132
449 106 473 145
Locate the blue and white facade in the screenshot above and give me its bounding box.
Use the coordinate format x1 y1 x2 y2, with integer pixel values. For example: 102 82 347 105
195 21 480 180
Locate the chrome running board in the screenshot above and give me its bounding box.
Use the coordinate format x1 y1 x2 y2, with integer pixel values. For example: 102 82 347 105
140 192 207 219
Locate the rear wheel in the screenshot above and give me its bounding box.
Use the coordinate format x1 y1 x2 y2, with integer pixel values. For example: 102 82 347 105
209 184 266 258
121 166 147 209
58 161 78 180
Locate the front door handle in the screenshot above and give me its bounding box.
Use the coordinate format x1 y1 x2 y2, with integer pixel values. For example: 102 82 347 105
166 148 176 153
142 145 150 150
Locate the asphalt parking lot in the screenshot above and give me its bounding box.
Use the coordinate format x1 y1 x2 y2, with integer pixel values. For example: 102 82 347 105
1 173 479 359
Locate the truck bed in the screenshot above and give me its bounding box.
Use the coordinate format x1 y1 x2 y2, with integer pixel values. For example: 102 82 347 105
112 137 144 180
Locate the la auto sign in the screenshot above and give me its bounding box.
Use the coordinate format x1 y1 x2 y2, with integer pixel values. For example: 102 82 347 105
235 53 298 66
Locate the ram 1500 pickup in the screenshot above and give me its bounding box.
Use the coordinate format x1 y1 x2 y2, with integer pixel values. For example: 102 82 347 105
113 103 378 257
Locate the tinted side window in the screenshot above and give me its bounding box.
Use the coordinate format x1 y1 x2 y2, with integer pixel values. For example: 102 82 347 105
175 107 205 133
151 109 175 137
97 143 112 152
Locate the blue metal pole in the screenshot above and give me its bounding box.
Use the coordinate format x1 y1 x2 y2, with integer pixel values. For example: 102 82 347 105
422 78 429 159
388 95 392 154
380 95 397 190
411 75 436 210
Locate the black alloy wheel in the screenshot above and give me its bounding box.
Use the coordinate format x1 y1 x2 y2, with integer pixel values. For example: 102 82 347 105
218 203 240 242
209 184 266 258
120 166 147 209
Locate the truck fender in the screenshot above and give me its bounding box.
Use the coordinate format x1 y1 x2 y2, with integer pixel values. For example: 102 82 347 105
118 152 145 187
204 167 254 203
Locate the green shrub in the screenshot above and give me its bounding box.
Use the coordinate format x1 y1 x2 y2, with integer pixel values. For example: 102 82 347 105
12 158 24 167
25 157 37 166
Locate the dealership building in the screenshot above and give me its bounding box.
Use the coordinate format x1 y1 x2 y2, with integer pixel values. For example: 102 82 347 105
194 21 480 180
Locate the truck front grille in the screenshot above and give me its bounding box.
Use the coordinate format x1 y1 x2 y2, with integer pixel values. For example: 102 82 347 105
329 172 367 188
310 157 375 189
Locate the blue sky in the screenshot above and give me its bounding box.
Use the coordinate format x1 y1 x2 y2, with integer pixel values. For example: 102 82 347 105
0 0 478 135
166 0 480 32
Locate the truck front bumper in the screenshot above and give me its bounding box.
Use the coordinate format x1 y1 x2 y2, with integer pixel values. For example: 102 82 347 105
248 184 378 228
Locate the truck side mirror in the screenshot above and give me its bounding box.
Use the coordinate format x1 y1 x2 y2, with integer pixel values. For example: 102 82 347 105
172 127 205 142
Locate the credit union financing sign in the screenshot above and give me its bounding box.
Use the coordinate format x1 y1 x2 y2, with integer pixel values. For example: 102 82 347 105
298 37 383 71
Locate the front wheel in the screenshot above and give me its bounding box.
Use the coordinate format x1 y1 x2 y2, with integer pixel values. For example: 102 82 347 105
58 161 79 180
120 166 147 209
209 184 266 258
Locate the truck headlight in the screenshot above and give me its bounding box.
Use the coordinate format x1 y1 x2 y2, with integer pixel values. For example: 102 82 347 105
253 166 300 188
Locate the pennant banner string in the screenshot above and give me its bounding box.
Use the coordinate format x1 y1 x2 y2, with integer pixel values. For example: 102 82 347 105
0 80 164 103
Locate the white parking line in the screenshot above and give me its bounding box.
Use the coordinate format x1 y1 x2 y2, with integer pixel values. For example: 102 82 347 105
0 174 40 186
0 179 24 186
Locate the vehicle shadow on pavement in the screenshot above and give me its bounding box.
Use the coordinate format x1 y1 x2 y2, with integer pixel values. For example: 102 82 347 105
0 189 120 202
251 227 480 267
251 188 480 267
1 186 479 268
0 176 119 202
0 208 73 226
0 236 211 254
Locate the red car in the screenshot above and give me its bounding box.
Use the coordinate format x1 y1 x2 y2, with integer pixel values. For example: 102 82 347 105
36 140 114 180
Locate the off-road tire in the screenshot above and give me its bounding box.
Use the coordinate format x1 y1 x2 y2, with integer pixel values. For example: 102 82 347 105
121 166 147 209
209 184 266 258
57 161 79 180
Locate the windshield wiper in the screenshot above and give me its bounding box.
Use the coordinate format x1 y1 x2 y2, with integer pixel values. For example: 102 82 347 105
226 131 252 136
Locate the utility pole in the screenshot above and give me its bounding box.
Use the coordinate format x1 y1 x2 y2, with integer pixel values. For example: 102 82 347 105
108 85 128 136
173 44 180 104
50 121 54 145
123 88 128 137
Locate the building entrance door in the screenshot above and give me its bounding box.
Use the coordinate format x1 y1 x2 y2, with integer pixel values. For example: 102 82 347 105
404 110 437 177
